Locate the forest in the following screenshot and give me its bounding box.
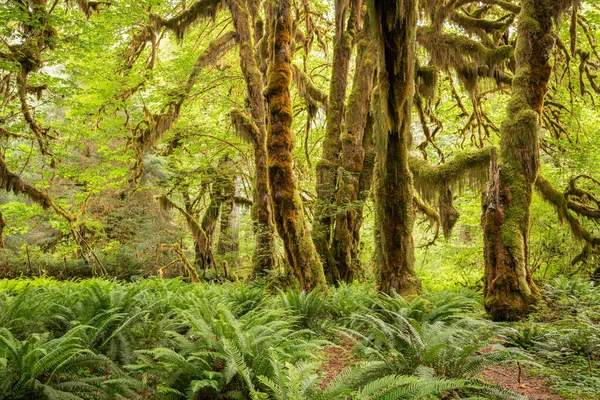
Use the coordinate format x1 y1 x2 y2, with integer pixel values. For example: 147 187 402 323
1 0 600 398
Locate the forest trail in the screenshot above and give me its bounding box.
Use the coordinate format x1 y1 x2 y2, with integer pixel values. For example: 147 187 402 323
320 340 567 399
320 337 357 389
478 365 564 400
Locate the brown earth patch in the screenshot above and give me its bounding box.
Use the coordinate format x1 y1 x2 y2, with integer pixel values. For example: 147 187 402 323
478 365 564 400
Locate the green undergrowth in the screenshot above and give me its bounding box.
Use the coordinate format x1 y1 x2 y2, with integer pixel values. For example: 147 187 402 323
501 277 600 399
0 277 597 399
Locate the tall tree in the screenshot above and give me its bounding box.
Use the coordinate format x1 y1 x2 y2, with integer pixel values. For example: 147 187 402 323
330 29 377 283
227 0 276 277
482 0 573 321
265 0 326 291
370 0 421 295
312 0 362 282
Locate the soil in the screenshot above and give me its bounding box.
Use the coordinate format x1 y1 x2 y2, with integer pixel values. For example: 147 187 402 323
477 365 563 400
320 340 566 399
319 336 356 389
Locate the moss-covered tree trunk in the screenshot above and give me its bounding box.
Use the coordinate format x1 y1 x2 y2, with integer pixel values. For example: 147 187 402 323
313 0 362 282
0 210 4 249
331 31 377 283
228 0 276 277
266 0 326 291
371 0 421 296
482 0 568 321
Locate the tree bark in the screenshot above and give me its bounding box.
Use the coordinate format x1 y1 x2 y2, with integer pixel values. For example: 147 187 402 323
313 0 362 282
227 0 276 277
331 30 377 283
0 210 5 249
265 0 326 291
216 174 239 259
371 0 421 296
482 0 568 321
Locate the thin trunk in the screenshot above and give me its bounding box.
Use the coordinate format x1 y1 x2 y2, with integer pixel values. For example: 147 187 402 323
217 176 238 258
266 0 326 291
331 30 377 283
313 0 362 280
0 210 4 249
482 0 566 321
199 196 220 271
371 0 421 296
228 0 276 277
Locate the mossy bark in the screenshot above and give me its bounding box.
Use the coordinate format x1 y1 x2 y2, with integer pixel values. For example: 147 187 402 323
313 0 362 282
370 0 421 296
216 178 238 259
228 0 276 277
482 0 566 321
331 31 377 283
266 0 326 291
0 210 4 249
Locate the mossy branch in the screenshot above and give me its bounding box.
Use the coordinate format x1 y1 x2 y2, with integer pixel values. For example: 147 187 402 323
410 147 493 201
413 194 441 245
158 0 223 41
156 194 208 247
229 108 260 145
130 31 235 181
417 26 513 71
536 175 600 264
456 0 521 14
0 154 53 210
76 1 111 19
291 63 328 107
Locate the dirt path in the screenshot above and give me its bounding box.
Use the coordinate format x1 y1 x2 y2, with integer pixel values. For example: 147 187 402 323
478 365 564 400
319 337 356 389
320 341 566 399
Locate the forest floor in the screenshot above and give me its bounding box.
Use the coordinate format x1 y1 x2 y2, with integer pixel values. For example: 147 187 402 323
478 366 563 400
320 340 567 399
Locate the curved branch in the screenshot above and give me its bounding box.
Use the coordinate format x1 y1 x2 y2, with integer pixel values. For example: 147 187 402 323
410 147 493 200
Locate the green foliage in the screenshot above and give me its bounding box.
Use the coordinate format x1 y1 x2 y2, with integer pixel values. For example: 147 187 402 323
0 277 538 399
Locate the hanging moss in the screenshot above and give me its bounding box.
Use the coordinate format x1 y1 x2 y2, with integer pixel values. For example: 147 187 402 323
76 0 111 19
0 154 52 209
229 108 260 144
410 147 493 202
161 0 223 41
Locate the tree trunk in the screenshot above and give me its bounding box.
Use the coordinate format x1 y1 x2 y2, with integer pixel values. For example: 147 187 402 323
228 0 276 277
265 0 326 291
482 0 566 321
216 174 238 258
0 210 5 249
313 0 362 282
331 30 377 283
371 0 421 296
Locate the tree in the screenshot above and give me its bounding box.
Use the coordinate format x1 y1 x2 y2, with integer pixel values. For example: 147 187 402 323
227 0 278 278
482 0 573 321
265 0 326 291
369 0 421 296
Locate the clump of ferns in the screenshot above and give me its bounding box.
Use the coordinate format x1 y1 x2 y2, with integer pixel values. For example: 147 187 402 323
327 282 380 320
338 311 527 399
277 288 331 330
501 322 554 351
532 314 600 372
541 277 600 319
321 371 526 400
128 297 327 398
373 289 482 325
0 326 139 400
